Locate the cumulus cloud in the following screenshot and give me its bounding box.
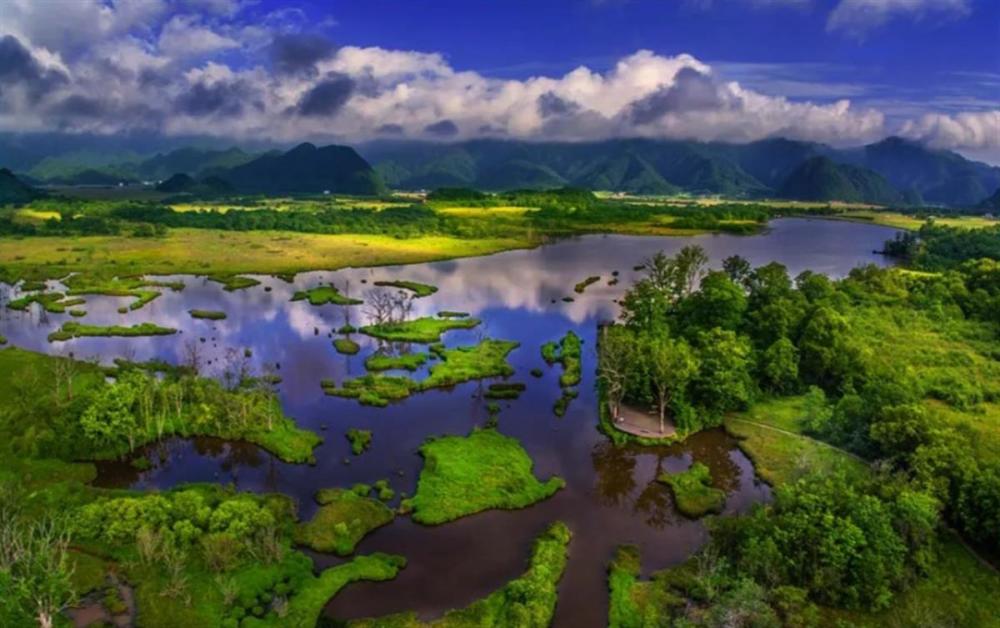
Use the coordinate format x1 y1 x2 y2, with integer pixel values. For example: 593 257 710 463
900 111 1000 149
270 33 337 75
827 0 970 37
296 74 354 116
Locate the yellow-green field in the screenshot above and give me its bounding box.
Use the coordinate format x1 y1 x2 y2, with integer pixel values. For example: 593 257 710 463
841 210 1000 230
0 229 536 280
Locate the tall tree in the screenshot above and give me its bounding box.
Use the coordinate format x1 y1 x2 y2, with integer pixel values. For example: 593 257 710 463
646 335 698 434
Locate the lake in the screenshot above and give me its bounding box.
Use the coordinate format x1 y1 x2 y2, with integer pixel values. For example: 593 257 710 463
0 218 899 627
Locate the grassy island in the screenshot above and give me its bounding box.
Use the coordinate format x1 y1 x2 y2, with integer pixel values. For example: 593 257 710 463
658 462 725 518
541 330 582 387
207 274 260 291
48 321 178 342
8 292 86 313
350 522 571 627
574 275 601 294
373 280 438 297
346 428 373 455
403 428 565 525
364 351 428 371
334 337 361 355
189 309 227 320
292 285 362 306
361 316 480 343
294 488 395 555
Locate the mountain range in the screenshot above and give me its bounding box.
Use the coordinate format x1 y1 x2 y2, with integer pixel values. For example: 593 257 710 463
1 134 998 207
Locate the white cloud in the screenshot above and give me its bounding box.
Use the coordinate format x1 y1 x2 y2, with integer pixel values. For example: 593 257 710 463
827 0 970 37
900 110 1000 149
158 15 240 58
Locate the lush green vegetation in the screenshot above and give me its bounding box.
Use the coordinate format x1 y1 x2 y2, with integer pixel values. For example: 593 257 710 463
541 330 582 387
8 292 85 313
294 488 394 555
372 280 438 298
346 429 373 455
333 338 361 355
484 382 526 400
207 274 261 291
48 321 178 342
349 522 570 627
323 340 518 406
403 428 565 525
361 316 480 343
190 309 227 320
364 351 428 371
292 284 362 306
659 462 725 518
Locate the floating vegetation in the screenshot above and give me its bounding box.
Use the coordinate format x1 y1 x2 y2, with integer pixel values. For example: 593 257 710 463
292 285 362 306
207 274 260 291
48 322 177 342
541 330 582 387
334 338 361 355
337 323 358 333
402 428 565 525
374 479 395 501
294 488 395 555
68 308 87 317
65 274 184 311
658 462 725 518
362 315 479 343
7 292 85 313
189 309 227 320
349 522 571 627
323 374 414 407
437 310 470 318
373 280 438 297
485 382 526 400
365 351 428 371
346 428 373 455
574 275 601 293
553 388 579 417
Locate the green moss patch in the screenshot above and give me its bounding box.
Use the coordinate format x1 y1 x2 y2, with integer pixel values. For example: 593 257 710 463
373 280 438 297
189 309 227 320
658 462 725 518
292 285 362 306
48 321 177 342
404 428 565 525
294 488 394 556
362 316 480 343
333 337 361 355
574 275 601 294
346 429 372 455
541 330 582 387
350 522 570 627
365 351 428 371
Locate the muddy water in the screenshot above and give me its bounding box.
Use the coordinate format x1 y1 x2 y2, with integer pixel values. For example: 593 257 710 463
0 219 899 627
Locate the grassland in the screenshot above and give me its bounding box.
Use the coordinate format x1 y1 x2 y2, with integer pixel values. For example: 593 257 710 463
48 321 178 342
294 488 395 556
658 462 726 518
361 316 480 343
839 210 999 231
0 229 535 283
349 522 571 627
403 428 565 525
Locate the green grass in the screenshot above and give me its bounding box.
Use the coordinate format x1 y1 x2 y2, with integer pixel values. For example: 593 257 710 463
292 285 362 306
658 462 726 518
574 275 601 294
48 321 177 342
541 330 582 387
294 488 395 555
7 292 86 313
404 428 565 525
361 316 480 343
373 280 438 297
553 388 578 417
323 374 415 407
207 274 260 291
189 309 227 320
334 338 361 355
364 351 428 371
349 522 571 628
346 428 372 455
484 382 526 400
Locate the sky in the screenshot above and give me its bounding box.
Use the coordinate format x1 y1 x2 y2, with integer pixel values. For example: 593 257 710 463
0 0 997 160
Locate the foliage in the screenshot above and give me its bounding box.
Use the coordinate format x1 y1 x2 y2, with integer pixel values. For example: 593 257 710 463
294 489 394 556
659 462 726 518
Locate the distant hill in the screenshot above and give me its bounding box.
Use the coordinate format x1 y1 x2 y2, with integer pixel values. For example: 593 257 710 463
137 147 257 181
361 137 1000 206
156 173 234 195
217 143 386 196
0 168 41 204
978 188 1000 211
45 169 137 186
778 156 901 205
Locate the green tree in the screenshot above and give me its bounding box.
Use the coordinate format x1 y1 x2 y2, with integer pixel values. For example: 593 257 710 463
692 329 755 414
646 335 698 434
760 337 799 394
680 270 747 333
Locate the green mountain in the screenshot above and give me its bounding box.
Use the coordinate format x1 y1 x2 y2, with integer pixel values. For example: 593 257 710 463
977 188 1000 211
0 168 41 204
138 147 257 181
778 156 902 205
217 143 386 196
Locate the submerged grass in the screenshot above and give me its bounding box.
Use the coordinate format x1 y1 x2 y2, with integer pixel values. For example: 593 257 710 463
658 462 725 518
404 428 565 525
294 488 394 556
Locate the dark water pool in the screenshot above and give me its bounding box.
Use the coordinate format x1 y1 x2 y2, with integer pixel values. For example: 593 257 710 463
0 218 899 627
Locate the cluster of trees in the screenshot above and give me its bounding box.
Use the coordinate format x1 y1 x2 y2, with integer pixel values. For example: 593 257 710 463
599 245 1000 560
884 222 1000 270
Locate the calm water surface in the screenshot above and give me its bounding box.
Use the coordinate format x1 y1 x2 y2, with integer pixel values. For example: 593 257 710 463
0 219 898 627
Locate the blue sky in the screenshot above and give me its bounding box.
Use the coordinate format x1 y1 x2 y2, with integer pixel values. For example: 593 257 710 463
0 0 996 159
